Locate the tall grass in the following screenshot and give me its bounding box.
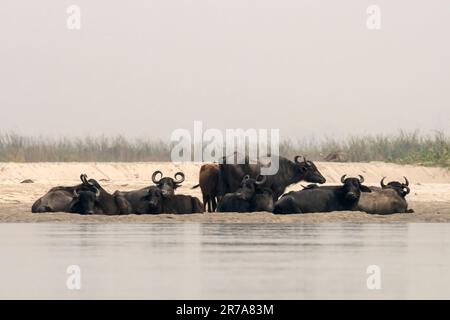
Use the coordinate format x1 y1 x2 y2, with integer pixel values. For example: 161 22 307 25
0 131 449 167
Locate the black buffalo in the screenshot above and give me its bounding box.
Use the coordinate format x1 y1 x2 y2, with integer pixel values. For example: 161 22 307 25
217 175 273 212
69 175 121 215
380 176 410 198
217 155 326 202
152 171 185 197
113 187 155 214
273 175 372 214
32 174 98 213
112 171 188 214
145 186 204 214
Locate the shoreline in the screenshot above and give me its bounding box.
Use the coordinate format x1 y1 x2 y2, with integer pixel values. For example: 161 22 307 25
1 162 450 223
2 201 450 224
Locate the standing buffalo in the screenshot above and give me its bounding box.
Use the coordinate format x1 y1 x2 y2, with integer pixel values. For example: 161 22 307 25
273 175 371 214
357 177 413 214
217 175 273 212
191 164 219 212
218 155 326 202
145 186 204 214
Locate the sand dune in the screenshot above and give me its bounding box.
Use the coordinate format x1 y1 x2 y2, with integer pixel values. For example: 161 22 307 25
0 161 449 223
1 161 449 185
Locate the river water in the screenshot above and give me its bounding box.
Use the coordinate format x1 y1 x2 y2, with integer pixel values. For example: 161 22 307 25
0 222 449 299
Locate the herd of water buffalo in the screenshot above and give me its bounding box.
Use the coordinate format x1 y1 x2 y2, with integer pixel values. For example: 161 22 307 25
31 155 413 215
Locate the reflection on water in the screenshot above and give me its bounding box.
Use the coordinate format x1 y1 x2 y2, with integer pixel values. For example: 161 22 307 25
0 222 449 299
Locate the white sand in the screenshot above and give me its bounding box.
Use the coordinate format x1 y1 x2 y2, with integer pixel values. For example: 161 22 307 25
0 161 449 223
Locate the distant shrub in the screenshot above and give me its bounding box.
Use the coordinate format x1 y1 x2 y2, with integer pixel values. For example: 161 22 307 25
0 131 449 167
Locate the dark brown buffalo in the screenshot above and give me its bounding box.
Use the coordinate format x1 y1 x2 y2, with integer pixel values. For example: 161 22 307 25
191 163 219 212
358 177 412 214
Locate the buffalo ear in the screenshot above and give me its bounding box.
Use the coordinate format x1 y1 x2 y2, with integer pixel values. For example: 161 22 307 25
360 185 372 193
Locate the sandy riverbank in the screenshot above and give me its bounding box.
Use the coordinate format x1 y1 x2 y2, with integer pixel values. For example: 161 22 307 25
0 161 449 223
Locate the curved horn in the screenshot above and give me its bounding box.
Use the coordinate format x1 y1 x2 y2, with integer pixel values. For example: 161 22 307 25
152 171 163 184
94 187 101 198
358 175 365 184
80 174 88 184
403 176 410 187
341 175 347 184
403 186 411 196
294 156 303 164
174 172 185 184
255 175 267 185
380 177 387 188
242 175 250 181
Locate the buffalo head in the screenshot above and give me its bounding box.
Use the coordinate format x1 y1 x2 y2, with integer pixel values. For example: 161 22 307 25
151 171 185 197
145 186 164 213
235 175 267 201
294 156 326 184
340 174 372 202
380 177 410 198
70 187 100 215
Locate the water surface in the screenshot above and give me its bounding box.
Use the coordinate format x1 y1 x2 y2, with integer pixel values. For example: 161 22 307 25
0 222 449 299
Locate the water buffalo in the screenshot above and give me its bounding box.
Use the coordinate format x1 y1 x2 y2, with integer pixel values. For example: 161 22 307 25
32 174 97 213
217 175 272 212
113 187 155 214
152 171 185 197
251 188 274 212
145 186 204 214
380 176 410 197
217 155 326 202
357 177 412 214
273 175 372 214
191 163 219 212
69 175 121 215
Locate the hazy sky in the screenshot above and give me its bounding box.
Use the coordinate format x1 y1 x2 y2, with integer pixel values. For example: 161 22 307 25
1 1 449 141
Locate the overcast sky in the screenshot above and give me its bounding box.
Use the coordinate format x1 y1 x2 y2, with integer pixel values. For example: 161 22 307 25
1 0 449 141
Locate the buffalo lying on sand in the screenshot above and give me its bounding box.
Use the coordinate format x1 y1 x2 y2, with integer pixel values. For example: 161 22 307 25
32 174 98 213
69 175 121 215
114 170 188 214
217 175 274 212
273 175 371 214
145 186 204 214
152 171 185 197
357 177 413 214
